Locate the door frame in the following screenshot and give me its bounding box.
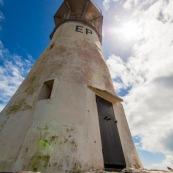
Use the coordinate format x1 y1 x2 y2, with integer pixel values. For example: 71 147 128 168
96 95 126 171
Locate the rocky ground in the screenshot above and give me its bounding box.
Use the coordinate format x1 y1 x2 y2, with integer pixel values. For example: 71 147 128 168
85 169 173 173
84 169 172 173
15 169 173 173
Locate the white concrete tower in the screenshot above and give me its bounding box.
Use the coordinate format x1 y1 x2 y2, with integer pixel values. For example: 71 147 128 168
0 0 143 172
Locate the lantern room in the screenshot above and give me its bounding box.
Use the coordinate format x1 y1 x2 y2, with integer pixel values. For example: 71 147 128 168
50 0 103 41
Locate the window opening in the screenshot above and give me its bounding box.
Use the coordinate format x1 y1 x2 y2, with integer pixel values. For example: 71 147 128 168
38 79 54 100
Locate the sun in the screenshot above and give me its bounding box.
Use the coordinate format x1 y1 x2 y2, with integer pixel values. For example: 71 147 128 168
120 21 141 41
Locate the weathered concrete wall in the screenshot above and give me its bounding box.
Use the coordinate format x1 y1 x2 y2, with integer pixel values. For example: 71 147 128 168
113 103 143 169
0 21 142 172
13 81 105 172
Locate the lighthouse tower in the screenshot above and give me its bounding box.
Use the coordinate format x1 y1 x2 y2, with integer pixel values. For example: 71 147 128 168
0 0 143 172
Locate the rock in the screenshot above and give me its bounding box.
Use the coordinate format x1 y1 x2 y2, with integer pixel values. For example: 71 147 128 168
120 168 173 173
16 171 41 173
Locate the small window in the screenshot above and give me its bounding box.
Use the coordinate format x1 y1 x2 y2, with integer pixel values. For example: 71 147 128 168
38 79 54 100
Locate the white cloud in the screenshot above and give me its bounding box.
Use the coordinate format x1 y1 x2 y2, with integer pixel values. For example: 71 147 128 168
0 41 34 112
103 0 119 11
158 0 173 23
123 0 160 11
123 0 135 10
103 0 111 11
107 0 173 170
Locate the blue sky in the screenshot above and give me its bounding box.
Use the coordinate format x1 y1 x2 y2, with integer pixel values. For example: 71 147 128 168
1 0 173 170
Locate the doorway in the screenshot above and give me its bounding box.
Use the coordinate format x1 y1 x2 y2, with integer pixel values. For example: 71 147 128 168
96 95 126 170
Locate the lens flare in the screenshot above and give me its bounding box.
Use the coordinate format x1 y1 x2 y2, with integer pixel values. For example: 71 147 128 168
120 21 141 41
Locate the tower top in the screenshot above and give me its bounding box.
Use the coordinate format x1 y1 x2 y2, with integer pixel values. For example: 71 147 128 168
50 0 103 41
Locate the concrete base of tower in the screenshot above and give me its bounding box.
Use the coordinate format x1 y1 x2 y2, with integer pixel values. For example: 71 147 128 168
0 80 142 173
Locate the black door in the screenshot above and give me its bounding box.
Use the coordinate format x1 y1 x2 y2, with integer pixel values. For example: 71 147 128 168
96 95 126 170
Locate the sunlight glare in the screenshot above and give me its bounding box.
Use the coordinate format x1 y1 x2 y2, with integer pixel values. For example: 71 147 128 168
120 21 141 41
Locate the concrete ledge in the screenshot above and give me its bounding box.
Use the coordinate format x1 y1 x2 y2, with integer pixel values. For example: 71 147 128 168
88 86 123 103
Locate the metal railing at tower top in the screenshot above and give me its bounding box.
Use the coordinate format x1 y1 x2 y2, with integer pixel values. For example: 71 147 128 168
62 12 102 32
51 11 103 41
90 0 102 13
50 0 103 41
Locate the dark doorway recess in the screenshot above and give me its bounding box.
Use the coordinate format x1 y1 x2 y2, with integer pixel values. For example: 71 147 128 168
96 95 126 171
